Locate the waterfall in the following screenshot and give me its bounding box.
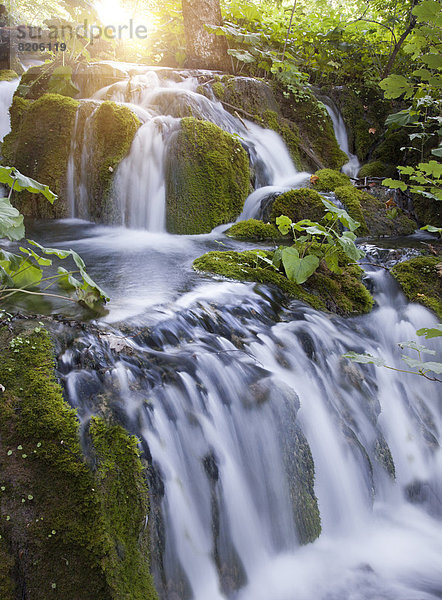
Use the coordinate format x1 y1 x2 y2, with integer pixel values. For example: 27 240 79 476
83 67 299 230
60 256 442 600
0 78 19 142
323 99 361 178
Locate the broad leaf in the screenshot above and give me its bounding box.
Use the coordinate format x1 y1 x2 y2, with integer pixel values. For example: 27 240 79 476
416 324 442 338
0 198 25 241
343 352 386 367
0 166 57 204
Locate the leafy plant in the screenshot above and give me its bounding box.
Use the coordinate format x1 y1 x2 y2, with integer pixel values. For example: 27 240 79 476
380 0 442 202
343 323 442 382
0 166 108 310
271 199 364 284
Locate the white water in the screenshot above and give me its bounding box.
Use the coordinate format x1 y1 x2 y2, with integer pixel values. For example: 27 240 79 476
68 66 299 229
324 100 361 178
0 78 19 141
58 249 441 600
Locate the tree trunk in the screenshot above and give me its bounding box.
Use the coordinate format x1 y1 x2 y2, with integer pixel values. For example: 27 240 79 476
382 15 417 79
181 0 230 71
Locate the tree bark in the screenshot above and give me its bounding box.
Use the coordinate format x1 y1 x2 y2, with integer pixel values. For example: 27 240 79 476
181 0 230 71
382 15 417 79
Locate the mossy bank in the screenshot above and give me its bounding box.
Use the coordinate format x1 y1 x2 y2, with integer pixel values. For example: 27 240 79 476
193 249 373 316
0 321 158 600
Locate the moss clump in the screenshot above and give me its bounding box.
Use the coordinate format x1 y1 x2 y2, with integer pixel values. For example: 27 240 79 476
357 160 396 178
85 101 140 222
334 185 416 237
312 168 350 192
0 69 18 81
166 117 250 234
211 80 225 100
1 93 79 218
270 188 326 223
0 323 158 600
391 256 442 318
193 249 373 316
225 219 281 240
14 64 54 99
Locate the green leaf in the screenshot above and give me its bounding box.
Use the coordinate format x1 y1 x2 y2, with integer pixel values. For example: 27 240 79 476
281 247 319 284
57 267 82 292
343 352 386 367
420 225 442 234
324 251 342 274
413 0 441 22
19 247 52 266
336 232 364 261
398 340 436 354
417 160 442 178
276 215 292 236
227 49 256 63
385 109 418 127
431 147 442 157
416 324 442 338
401 355 442 374
272 247 283 270
380 74 414 99
0 198 25 241
421 54 442 69
321 199 360 231
382 178 407 191
0 167 57 204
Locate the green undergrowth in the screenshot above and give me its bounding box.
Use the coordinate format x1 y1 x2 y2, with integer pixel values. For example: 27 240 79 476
166 117 250 234
0 322 158 600
225 219 281 240
391 256 442 318
193 249 373 316
357 161 397 179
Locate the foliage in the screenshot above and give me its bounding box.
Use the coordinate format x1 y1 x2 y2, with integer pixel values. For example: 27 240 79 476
271 199 364 284
0 167 108 310
344 324 442 382
380 0 442 202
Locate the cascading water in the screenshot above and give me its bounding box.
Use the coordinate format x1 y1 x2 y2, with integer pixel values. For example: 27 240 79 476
56 245 441 600
0 77 19 141
67 66 302 228
323 99 361 178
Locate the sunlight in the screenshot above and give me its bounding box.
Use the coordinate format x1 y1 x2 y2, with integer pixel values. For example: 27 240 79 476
94 0 132 25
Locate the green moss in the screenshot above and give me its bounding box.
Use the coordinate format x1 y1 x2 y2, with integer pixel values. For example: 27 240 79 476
312 168 350 192
0 70 18 82
391 256 442 318
357 161 396 178
212 81 225 100
334 185 416 237
0 323 158 599
166 117 250 234
193 249 373 316
1 93 79 218
225 219 281 240
270 188 326 223
14 64 54 99
89 418 158 600
85 101 140 222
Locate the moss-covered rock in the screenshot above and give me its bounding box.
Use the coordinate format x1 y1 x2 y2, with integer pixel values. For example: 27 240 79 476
166 117 250 234
0 69 18 81
357 160 397 179
225 219 281 241
206 76 346 171
81 101 140 222
0 322 158 600
14 64 54 100
269 188 326 224
311 168 350 192
193 249 373 316
1 93 79 218
334 185 416 237
1 95 139 220
412 195 442 228
391 256 442 318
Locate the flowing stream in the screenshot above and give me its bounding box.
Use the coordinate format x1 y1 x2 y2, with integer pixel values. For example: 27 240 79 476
1 70 441 600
